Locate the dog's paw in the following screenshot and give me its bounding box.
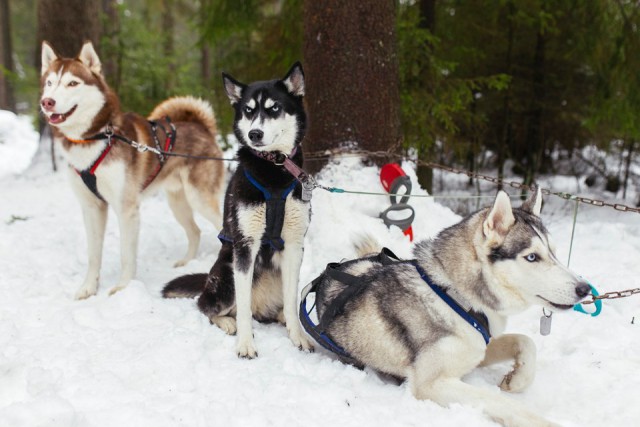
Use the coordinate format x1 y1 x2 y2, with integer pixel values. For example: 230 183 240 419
500 363 535 392
107 284 127 296
173 258 190 268
236 339 258 359
289 330 314 353
212 316 237 335
75 284 97 300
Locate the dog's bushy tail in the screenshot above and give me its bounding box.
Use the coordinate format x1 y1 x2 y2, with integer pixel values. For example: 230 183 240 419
149 96 218 141
353 233 383 258
162 273 208 299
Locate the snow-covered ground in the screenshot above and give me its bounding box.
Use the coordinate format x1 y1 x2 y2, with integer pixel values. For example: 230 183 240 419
1 112 639 427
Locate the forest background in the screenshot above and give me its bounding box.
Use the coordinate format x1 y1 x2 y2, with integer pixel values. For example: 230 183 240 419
0 0 639 201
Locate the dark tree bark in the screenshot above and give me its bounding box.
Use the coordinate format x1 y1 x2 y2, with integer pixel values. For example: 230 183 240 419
162 0 176 92
36 0 100 61
101 0 121 91
498 0 516 191
415 0 436 193
35 0 100 170
523 25 546 190
201 44 211 91
622 139 635 199
0 0 16 112
303 0 401 172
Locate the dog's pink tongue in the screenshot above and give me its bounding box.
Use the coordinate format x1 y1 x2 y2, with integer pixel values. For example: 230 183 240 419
49 114 63 124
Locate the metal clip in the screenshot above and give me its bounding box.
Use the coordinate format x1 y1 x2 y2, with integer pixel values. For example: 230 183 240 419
131 141 149 153
274 153 287 166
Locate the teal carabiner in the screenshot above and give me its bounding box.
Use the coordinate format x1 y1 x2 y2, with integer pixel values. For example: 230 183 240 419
573 281 602 317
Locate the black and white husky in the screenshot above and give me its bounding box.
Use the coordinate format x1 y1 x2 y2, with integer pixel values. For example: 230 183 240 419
163 63 314 358
303 189 589 426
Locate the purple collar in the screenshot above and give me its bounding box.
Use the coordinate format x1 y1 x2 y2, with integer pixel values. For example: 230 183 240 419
248 145 314 201
249 145 298 165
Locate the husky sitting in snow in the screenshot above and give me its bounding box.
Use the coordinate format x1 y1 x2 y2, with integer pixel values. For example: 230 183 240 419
163 63 314 358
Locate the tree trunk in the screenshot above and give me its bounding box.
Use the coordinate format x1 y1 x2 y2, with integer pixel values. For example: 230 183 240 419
36 0 100 60
303 0 401 173
622 139 635 199
35 0 101 170
498 0 516 192
523 23 546 191
162 0 176 93
101 0 121 91
0 0 15 112
415 0 436 194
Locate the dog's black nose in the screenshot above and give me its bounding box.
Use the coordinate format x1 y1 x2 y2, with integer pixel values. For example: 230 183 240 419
575 281 591 298
248 130 263 142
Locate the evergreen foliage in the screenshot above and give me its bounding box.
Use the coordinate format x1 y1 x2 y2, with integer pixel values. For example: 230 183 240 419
4 0 640 191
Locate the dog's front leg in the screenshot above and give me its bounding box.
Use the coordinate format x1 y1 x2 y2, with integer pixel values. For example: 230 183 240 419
415 376 558 427
281 243 313 352
76 198 108 299
480 333 537 392
410 340 557 427
233 239 260 358
109 202 140 295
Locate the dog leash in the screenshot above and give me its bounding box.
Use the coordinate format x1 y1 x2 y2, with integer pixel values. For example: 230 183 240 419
88 125 238 162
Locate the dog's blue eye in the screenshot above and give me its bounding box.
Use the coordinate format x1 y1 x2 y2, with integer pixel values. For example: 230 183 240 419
244 106 253 114
525 253 538 262
271 104 279 112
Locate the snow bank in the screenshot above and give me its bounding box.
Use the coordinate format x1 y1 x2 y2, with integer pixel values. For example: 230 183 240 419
0 110 39 178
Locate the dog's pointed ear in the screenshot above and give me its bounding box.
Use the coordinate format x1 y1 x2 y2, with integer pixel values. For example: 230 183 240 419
78 41 102 74
282 62 305 97
222 73 245 105
521 186 542 216
483 191 516 242
41 41 58 76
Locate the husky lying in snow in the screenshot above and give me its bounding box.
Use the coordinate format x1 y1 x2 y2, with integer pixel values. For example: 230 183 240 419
39 41 224 299
163 63 314 358
305 189 589 427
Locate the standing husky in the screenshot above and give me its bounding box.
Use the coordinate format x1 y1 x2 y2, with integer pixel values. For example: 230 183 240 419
163 63 313 358
40 41 224 299
304 189 589 426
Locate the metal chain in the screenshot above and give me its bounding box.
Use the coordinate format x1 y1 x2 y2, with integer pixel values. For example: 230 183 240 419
305 149 640 214
581 288 640 304
109 140 640 213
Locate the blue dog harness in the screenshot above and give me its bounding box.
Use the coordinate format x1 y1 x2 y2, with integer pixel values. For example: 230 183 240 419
299 248 492 364
413 264 491 344
218 169 297 251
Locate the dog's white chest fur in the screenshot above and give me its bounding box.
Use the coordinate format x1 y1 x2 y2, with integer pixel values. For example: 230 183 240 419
236 194 310 247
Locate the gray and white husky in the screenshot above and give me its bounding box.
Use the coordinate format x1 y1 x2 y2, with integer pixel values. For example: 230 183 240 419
308 189 589 427
163 63 314 358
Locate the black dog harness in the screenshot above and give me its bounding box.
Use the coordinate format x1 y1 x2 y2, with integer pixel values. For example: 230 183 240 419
299 248 492 364
218 169 298 251
70 118 176 201
76 140 114 201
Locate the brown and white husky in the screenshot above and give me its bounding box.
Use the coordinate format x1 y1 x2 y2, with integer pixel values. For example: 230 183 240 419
40 41 224 299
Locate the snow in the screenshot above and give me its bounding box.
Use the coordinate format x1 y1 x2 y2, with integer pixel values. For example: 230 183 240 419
1 111 639 427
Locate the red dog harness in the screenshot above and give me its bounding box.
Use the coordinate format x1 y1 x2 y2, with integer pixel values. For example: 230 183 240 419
67 118 176 201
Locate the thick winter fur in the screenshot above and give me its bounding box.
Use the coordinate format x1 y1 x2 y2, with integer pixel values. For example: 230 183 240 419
313 189 590 427
163 63 313 358
40 41 224 299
